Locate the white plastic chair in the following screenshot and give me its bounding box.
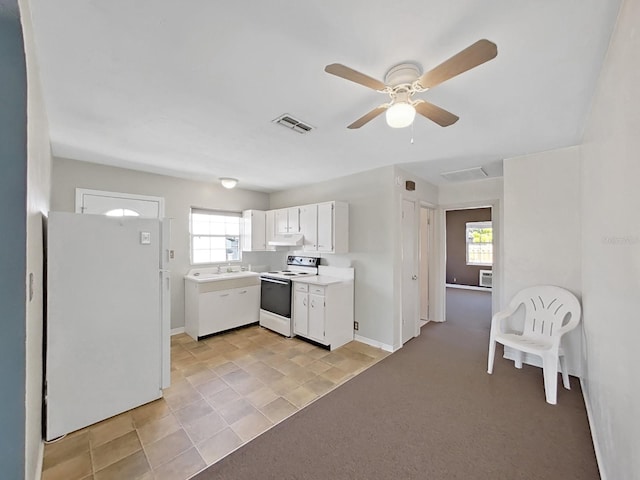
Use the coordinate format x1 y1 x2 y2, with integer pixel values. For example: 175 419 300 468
487 285 581 405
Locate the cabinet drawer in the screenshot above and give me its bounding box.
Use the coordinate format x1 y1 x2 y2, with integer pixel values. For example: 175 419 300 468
294 283 309 293
310 285 325 295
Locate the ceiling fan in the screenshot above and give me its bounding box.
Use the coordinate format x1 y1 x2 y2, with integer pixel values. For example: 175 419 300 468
324 39 497 129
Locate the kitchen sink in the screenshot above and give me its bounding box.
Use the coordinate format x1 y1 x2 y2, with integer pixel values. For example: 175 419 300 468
184 270 259 283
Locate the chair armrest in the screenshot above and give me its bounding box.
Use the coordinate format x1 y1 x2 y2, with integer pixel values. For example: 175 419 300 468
490 304 519 334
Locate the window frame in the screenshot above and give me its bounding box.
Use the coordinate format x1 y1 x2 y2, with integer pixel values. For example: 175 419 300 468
466 220 493 267
189 208 242 265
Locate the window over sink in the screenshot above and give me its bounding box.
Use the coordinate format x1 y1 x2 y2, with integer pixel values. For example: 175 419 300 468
190 208 241 265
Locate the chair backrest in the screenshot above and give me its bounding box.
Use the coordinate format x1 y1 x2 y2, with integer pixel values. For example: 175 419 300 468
509 285 581 341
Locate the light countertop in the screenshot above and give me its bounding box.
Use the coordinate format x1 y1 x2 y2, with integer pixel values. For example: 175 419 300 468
291 275 347 286
184 271 259 284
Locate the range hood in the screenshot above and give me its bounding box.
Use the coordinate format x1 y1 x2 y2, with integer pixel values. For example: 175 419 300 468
268 234 303 247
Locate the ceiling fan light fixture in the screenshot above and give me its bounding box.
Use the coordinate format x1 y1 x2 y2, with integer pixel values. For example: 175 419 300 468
386 102 416 128
220 177 238 189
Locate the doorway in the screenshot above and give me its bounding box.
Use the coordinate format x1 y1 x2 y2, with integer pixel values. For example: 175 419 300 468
444 207 493 331
419 206 435 326
401 198 418 344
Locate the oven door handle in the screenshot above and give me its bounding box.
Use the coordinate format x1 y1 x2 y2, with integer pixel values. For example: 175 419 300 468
260 277 290 286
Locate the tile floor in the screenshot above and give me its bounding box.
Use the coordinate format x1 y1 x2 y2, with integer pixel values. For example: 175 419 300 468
41 325 389 480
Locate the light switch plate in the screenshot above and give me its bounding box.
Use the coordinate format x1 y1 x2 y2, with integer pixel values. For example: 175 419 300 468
140 231 151 245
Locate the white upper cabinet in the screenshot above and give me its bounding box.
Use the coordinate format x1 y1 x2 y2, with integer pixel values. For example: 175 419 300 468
263 201 348 253
299 204 318 251
299 201 348 254
242 210 271 252
265 210 276 250
317 202 336 252
275 207 301 234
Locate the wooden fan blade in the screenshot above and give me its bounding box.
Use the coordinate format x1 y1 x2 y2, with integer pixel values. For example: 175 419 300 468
414 101 459 127
347 105 387 129
325 63 387 91
417 39 497 89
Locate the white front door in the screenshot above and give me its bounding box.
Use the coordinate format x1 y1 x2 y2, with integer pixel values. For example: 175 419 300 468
76 188 164 218
402 199 418 344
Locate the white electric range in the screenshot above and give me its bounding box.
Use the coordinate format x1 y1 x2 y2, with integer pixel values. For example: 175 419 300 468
259 255 319 337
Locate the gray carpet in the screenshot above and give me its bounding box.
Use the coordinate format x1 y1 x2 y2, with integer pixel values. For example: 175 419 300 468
193 321 599 480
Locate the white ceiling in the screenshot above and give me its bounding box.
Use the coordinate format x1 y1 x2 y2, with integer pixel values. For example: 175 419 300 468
28 0 621 192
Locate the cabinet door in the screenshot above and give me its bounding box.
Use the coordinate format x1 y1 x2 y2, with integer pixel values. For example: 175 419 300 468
199 290 233 336
235 285 260 326
265 210 276 251
275 209 289 234
293 290 309 336
288 207 301 233
308 293 325 341
317 202 334 252
242 210 266 251
299 205 318 251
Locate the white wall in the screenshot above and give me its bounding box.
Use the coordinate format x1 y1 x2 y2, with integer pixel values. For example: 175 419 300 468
20 0 52 478
502 147 582 376
270 165 439 351
580 0 640 477
0 3 28 479
438 177 504 207
270 166 397 349
51 158 282 329
392 166 439 348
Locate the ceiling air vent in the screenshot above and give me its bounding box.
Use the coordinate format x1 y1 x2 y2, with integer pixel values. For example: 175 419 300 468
273 114 314 134
441 167 488 182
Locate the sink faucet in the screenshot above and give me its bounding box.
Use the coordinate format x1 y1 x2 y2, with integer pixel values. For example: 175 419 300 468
226 262 232 273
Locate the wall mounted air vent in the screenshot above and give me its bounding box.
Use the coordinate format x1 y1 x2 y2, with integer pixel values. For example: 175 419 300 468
441 167 488 182
273 114 314 134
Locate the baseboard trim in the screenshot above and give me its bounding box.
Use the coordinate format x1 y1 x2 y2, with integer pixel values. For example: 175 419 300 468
171 327 185 336
354 334 396 353
581 379 606 480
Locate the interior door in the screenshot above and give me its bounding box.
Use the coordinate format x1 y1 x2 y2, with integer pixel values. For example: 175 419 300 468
402 199 418 344
419 207 433 321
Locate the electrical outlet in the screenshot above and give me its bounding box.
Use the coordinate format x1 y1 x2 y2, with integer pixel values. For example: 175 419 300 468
354 321 359 331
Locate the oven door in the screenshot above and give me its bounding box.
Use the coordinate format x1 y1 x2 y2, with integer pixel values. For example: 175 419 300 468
260 277 292 318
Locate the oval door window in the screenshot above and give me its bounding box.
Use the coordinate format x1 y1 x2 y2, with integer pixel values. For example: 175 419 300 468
104 208 140 217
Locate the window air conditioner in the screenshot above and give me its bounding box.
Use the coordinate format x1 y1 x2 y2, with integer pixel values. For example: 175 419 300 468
479 270 492 288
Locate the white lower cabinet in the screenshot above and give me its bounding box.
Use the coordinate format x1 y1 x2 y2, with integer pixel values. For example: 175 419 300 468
185 277 260 340
292 280 354 350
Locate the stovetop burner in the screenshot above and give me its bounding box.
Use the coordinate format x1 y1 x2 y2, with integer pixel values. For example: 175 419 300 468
260 256 320 281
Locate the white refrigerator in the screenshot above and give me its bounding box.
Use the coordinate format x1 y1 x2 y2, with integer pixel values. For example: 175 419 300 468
45 212 171 440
